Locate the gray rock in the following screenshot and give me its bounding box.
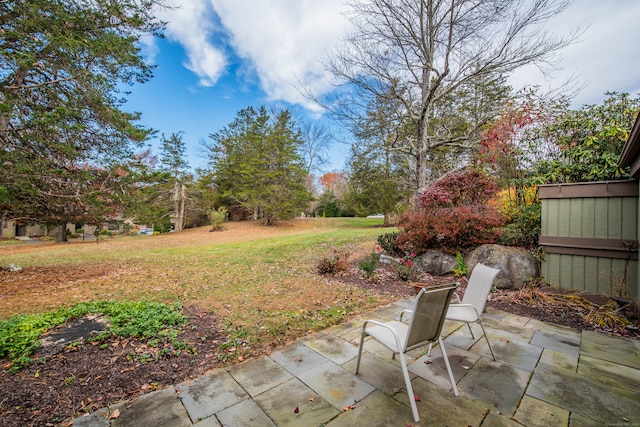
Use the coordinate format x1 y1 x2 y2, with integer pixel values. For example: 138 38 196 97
416 250 457 276
466 244 538 289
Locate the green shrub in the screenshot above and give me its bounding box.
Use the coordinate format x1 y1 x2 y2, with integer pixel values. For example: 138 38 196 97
358 252 379 278
209 207 228 231
376 232 400 255
500 203 541 249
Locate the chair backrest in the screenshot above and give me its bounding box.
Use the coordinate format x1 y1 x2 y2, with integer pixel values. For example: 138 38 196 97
461 263 500 314
404 283 458 350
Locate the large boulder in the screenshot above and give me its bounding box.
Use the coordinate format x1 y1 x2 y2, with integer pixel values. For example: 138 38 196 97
416 250 458 276
466 244 538 290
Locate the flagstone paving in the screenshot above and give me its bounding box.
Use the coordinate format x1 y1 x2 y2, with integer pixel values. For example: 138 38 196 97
72 300 640 426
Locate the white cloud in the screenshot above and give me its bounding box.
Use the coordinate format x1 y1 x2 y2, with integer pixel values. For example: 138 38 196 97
157 0 639 112
210 0 349 111
159 0 228 87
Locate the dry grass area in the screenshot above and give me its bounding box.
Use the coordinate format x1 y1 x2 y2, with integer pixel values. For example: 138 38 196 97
0 218 395 333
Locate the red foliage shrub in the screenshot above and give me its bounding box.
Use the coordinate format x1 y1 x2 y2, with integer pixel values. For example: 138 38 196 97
397 170 506 254
417 170 499 208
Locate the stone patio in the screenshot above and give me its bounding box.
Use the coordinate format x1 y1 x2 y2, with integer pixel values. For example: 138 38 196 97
73 299 640 426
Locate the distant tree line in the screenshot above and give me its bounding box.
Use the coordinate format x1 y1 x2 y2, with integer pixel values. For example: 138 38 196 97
1 0 637 244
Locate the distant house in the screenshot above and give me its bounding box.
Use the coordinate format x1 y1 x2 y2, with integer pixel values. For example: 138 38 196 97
1 213 133 240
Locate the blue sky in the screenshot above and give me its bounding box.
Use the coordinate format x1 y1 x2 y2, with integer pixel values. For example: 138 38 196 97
123 0 640 175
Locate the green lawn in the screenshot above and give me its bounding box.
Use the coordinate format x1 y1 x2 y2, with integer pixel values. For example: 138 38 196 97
0 218 400 362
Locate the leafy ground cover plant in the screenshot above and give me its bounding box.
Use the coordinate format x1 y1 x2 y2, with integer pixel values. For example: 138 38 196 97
0 300 187 372
358 252 380 279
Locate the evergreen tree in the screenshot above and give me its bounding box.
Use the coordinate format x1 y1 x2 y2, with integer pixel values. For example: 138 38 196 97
206 106 312 225
0 0 163 239
160 132 190 232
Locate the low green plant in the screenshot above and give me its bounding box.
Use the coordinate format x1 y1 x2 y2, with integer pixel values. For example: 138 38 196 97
358 252 379 278
0 300 187 372
209 206 228 231
452 252 467 278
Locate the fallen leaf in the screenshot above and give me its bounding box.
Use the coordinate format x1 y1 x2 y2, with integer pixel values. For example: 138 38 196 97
294 406 299 414
110 409 120 419
414 396 421 402
424 359 433 364
462 365 471 370
307 398 314 402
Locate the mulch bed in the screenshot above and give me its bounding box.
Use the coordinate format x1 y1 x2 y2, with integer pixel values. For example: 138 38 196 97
335 260 640 338
0 306 227 427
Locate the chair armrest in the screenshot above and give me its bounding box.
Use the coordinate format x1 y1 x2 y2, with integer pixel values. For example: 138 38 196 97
446 303 483 319
399 309 413 322
361 319 404 352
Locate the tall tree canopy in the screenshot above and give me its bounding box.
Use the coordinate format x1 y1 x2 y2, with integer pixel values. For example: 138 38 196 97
325 0 576 194
531 92 640 183
206 106 312 225
345 92 412 224
0 0 164 237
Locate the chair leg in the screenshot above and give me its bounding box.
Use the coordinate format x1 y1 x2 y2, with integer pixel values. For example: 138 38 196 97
398 352 420 422
427 342 432 357
478 320 496 361
355 327 367 374
439 336 459 397
466 322 475 339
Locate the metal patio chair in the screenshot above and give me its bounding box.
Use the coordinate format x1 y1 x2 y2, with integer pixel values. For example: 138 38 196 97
429 262 500 361
354 283 459 423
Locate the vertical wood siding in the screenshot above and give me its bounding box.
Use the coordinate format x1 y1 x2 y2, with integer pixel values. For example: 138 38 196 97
539 181 638 299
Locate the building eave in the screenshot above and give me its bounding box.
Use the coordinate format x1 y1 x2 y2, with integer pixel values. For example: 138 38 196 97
619 113 640 178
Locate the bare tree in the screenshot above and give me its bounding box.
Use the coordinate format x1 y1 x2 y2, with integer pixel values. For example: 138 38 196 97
324 0 578 194
298 120 333 174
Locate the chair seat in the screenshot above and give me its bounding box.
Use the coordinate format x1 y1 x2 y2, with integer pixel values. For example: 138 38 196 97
446 305 479 323
365 321 408 353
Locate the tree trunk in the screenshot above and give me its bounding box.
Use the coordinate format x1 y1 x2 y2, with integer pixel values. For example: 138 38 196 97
173 180 184 232
179 183 186 231
0 211 6 238
56 223 68 243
